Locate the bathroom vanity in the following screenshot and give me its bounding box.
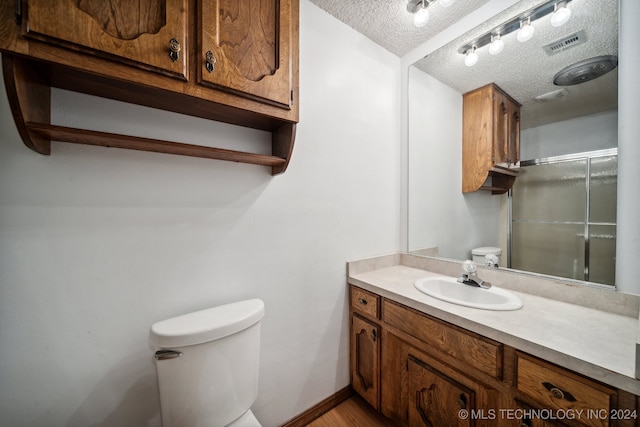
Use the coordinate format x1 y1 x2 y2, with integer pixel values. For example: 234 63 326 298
348 254 640 427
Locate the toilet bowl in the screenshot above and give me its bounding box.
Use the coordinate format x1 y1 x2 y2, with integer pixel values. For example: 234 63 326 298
149 299 265 427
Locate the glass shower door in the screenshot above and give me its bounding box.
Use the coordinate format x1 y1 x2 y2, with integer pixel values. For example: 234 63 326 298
510 150 617 286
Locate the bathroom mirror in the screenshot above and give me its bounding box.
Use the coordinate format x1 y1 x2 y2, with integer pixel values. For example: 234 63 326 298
407 0 619 287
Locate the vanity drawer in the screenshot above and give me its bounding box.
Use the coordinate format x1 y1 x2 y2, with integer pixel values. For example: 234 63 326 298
382 299 502 379
350 286 380 319
516 353 616 427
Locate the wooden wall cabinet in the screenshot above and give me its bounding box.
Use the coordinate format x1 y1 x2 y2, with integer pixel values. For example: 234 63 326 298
0 0 299 175
349 285 639 427
463 83 521 194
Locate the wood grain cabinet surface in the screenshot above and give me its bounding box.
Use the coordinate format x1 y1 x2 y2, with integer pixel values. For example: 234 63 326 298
348 285 639 427
0 0 299 174
198 0 295 109
23 0 188 79
351 313 380 410
462 83 521 194
408 355 475 427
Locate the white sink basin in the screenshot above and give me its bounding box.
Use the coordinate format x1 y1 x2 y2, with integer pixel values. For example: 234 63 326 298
414 276 523 311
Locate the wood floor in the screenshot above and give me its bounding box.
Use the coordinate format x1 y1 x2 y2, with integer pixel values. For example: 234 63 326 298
305 395 398 427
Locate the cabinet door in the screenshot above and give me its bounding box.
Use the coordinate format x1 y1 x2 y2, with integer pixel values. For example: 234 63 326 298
508 103 521 165
24 0 188 79
408 356 475 427
351 314 380 409
198 0 296 109
493 90 511 166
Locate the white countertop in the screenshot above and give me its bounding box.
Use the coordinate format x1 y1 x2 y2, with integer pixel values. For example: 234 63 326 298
348 261 640 395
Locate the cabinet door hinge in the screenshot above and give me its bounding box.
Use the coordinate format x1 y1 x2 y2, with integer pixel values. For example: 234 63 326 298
14 0 22 25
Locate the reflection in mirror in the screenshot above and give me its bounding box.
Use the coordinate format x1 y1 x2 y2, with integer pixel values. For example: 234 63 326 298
407 0 618 288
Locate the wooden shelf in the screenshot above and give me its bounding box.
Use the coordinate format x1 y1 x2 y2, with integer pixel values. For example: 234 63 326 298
2 53 296 175
480 167 519 194
26 122 289 167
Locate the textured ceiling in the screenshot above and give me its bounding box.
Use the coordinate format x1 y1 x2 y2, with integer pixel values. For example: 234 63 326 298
308 0 618 129
308 0 492 56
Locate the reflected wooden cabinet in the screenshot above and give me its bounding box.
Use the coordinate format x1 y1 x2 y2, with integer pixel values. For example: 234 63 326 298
463 83 521 194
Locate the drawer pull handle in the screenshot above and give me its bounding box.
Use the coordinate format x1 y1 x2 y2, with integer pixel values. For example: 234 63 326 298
358 297 368 305
542 382 576 402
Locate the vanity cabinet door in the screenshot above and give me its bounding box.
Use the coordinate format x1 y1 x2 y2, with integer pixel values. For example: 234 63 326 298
23 0 188 79
351 313 380 410
408 355 475 427
198 0 297 110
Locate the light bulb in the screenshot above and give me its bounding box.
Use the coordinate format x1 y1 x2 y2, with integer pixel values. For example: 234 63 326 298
439 0 455 7
413 6 430 27
550 2 571 27
488 34 504 55
517 20 534 42
464 48 478 67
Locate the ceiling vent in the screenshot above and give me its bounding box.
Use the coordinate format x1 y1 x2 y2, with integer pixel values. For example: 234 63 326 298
543 30 587 55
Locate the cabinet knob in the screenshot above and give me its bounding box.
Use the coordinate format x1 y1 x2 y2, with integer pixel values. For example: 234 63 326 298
169 38 181 62
205 51 217 73
357 297 368 306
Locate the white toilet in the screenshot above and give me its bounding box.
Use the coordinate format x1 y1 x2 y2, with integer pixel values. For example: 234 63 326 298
149 299 265 427
472 246 502 267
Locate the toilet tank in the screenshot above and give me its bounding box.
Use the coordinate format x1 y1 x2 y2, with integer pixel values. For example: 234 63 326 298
149 299 265 427
472 246 502 266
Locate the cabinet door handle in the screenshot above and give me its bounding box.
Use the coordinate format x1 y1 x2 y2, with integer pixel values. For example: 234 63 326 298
357 297 368 306
371 328 377 342
169 38 181 62
205 51 216 73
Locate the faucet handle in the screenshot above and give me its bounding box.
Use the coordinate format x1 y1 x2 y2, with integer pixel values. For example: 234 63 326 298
463 260 477 275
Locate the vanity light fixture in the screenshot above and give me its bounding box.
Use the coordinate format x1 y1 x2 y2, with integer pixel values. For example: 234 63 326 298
411 0 431 28
517 18 535 42
407 0 453 28
464 46 478 67
488 34 504 55
457 0 573 65
550 1 572 27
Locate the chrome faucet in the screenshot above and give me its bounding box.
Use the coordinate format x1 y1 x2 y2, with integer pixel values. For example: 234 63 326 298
457 260 492 289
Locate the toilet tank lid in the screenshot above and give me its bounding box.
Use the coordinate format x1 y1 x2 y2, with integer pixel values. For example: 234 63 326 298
472 247 502 256
149 299 264 348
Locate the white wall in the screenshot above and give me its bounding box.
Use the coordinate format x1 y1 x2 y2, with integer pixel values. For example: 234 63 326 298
407 67 503 260
521 110 617 160
616 0 640 296
0 2 402 426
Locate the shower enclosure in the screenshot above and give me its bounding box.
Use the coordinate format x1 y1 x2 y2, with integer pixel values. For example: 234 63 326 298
509 149 617 286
